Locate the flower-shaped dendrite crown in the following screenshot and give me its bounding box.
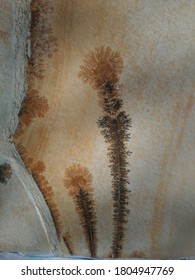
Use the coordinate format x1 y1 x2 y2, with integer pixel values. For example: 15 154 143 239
64 164 93 196
79 46 124 91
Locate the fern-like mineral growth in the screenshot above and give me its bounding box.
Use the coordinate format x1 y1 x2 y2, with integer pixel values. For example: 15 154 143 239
0 163 12 184
79 46 131 258
29 0 58 79
14 89 49 139
17 144 62 237
13 0 56 140
64 164 97 258
17 89 49 131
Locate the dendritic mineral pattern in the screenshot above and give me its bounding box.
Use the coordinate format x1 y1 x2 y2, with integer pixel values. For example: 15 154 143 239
2 0 193 259
0 163 12 184
64 164 98 258
13 0 57 140
79 47 131 258
17 144 62 238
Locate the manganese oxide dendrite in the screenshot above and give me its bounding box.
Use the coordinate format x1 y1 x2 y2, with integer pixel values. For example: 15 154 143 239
79 46 131 258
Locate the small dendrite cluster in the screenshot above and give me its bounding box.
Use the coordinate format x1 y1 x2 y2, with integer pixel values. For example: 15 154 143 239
0 163 12 184
79 46 131 258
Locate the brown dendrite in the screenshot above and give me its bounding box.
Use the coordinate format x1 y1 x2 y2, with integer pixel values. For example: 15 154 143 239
17 144 62 237
64 164 97 258
63 231 76 255
79 46 131 258
79 46 123 93
0 163 12 184
14 89 49 139
13 0 57 140
29 0 58 79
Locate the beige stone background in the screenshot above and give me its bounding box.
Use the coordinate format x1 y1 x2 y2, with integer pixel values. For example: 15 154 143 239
0 0 195 258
